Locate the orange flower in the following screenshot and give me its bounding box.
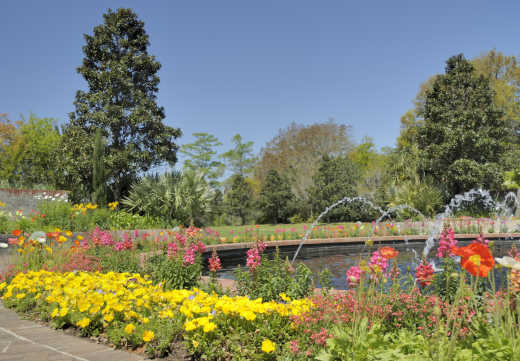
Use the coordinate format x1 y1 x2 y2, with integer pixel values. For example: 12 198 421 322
12 229 22 237
379 246 398 259
451 241 494 277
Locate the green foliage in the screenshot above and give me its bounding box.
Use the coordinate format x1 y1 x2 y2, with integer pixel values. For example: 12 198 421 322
224 174 253 225
221 134 257 177
0 114 61 188
310 155 376 222
122 171 214 226
92 128 107 205
257 170 295 224
416 54 509 198
62 8 181 202
145 253 201 290
349 137 388 200
387 177 444 218
254 120 354 202
93 248 141 274
107 210 169 230
433 257 461 303
234 249 313 302
180 132 224 186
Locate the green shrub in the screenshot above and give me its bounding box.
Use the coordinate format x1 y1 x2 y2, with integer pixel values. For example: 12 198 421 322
234 247 313 302
145 253 202 290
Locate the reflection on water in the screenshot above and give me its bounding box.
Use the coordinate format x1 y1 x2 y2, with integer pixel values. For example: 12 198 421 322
216 240 518 290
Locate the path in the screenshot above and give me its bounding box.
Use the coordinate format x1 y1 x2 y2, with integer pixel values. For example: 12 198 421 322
0 304 145 361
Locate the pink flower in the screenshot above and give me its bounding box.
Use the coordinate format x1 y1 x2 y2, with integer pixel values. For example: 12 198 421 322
346 266 363 287
175 233 186 247
289 340 300 354
369 250 388 273
246 247 261 271
167 242 178 258
437 228 457 258
114 242 124 251
195 241 206 253
183 245 197 265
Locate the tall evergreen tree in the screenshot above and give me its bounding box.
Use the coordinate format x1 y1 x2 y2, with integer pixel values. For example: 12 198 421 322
60 8 181 201
416 54 509 198
224 174 253 225
309 155 361 222
258 170 294 224
92 128 107 205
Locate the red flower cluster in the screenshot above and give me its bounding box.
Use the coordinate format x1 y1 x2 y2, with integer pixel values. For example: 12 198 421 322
415 260 434 287
209 252 222 272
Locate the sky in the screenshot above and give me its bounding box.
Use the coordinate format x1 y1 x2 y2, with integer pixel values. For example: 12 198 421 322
2 0 520 165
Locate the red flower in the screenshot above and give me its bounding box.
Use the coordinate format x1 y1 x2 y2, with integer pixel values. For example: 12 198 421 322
12 229 22 237
379 246 399 259
451 241 494 277
415 260 434 287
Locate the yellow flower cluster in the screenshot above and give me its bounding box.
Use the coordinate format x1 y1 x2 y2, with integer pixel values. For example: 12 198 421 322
72 203 98 213
108 201 119 211
0 200 6 208
0 270 313 349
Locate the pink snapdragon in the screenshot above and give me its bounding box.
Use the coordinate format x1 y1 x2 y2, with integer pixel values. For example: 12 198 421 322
369 250 388 273
167 242 178 258
437 228 457 258
346 266 363 287
183 245 197 265
175 233 186 247
114 241 125 251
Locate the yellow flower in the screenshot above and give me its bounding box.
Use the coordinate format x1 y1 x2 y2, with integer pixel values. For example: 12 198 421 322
261 339 275 353
76 317 90 328
142 317 149 324
51 308 59 318
45 246 52 254
77 235 84 240
16 293 26 299
142 330 154 342
192 340 199 348
65 231 73 237
104 313 114 322
203 322 216 333
125 323 135 334
59 308 68 317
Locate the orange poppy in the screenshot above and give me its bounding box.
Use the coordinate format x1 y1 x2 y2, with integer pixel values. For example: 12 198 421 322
451 241 494 277
380 246 399 259
12 229 22 237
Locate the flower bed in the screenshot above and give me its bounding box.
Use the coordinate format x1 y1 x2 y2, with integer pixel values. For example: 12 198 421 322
1 270 313 358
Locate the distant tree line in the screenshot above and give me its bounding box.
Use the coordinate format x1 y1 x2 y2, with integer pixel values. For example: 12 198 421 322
1 7 519 224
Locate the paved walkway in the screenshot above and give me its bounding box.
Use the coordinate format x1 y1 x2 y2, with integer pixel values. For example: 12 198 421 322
0 304 145 361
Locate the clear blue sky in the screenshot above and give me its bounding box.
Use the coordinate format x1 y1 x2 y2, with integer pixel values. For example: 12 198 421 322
2 0 519 161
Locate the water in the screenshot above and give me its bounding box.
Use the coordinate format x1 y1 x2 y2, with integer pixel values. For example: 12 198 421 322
216 239 516 289
291 188 520 266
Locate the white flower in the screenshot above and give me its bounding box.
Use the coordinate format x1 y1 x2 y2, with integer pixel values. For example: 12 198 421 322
495 256 520 270
0 243 8 248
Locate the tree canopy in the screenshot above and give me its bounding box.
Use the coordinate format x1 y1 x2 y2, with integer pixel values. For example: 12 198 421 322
254 120 354 201
61 8 181 201
416 54 509 197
